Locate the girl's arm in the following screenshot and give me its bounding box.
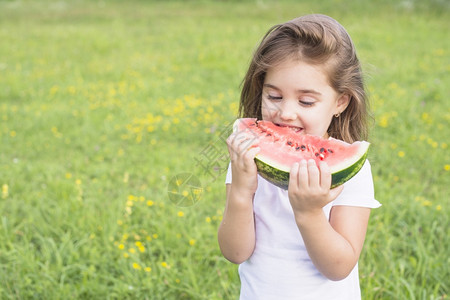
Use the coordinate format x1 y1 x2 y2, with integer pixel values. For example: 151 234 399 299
217 131 260 264
289 159 371 281
218 184 256 264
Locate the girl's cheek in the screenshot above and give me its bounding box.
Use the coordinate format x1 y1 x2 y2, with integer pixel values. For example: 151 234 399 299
261 101 278 120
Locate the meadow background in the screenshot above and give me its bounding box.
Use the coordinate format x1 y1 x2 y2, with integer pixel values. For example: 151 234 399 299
0 0 449 299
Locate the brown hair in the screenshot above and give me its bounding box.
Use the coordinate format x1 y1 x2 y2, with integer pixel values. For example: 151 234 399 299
239 14 369 143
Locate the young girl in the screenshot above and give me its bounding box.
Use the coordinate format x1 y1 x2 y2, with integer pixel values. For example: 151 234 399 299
218 14 381 299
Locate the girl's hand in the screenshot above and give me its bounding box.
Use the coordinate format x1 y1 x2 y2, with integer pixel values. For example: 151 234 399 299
288 159 344 216
226 130 260 195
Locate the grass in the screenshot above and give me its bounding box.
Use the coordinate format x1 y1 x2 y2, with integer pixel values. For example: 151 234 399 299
0 0 449 299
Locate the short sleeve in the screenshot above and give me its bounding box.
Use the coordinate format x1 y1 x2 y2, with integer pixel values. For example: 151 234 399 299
331 160 381 208
225 162 232 184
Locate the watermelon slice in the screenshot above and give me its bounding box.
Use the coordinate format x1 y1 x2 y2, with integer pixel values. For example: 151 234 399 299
233 118 370 189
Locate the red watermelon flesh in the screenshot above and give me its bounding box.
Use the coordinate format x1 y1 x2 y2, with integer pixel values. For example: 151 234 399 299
233 118 370 189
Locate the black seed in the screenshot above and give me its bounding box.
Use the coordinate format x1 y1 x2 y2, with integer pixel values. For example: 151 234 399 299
320 147 325 153
328 149 333 153
295 146 301 151
266 133 272 137
301 145 306 150
315 153 320 157
287 141 293 146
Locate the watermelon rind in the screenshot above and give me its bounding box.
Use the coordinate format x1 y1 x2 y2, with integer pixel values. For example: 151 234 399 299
255 143 369 190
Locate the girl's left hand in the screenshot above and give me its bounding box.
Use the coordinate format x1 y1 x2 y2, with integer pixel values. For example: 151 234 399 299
288 159 344 215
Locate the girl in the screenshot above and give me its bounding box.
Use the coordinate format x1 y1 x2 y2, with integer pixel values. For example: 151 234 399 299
218 14 381 299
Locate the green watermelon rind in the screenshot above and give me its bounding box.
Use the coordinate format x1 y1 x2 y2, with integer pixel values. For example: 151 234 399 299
255 145 369 190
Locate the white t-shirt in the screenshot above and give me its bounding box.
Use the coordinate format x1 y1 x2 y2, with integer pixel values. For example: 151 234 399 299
225 160 381 300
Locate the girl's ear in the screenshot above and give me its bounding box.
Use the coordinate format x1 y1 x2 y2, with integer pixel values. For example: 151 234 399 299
336 93 350 114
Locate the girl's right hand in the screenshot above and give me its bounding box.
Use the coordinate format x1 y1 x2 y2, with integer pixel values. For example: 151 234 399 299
226 130 260 195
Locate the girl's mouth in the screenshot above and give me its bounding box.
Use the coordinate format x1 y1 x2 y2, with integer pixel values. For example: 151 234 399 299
275 123 303 133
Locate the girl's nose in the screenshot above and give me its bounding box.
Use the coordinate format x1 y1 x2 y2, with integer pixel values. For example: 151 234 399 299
278 101 297 121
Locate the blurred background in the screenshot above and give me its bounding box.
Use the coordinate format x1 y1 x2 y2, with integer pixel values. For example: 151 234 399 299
0 0 448 299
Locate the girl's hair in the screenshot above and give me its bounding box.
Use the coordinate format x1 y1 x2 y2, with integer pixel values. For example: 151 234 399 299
239 14 369 143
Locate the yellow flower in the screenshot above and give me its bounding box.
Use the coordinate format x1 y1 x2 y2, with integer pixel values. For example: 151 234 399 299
422 200 432 207
378 116 388 128
123 253 129 258
436 205 442 211
144 267 152 272
75 179 82 185
65 173 72 179
132 263 141 270
161 262 169 268
129 248 136 254
444 165 450 171
398 151 405 158
118 244 125 250
147 200 154 206
2 184 8 199
177 211 184 217
189 239 196 246
49 85 59 95
205 217 212 223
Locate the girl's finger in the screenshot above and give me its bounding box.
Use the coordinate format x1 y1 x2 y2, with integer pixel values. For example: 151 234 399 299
307 159 320 187
319 161 331 189
298 159 308 189
289 162 300 189
244 146 260 163
236 138 253 156
329 184 344 201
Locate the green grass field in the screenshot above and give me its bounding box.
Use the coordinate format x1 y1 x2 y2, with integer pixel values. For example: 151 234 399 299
0 0 449 299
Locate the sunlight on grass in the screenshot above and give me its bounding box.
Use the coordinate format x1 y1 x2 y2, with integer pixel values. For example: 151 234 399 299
0 0 448 298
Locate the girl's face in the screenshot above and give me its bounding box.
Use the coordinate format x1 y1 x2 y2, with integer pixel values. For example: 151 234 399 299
261 59 349 138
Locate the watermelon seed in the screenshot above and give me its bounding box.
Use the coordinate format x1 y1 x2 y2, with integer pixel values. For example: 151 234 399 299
320 147 325 153
300 145 306 150
295 146 301 151
315 153 320 157
328 149 333 153
287 141 293 146
266 133 272 137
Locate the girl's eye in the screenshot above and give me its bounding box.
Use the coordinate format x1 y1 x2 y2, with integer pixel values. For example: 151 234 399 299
267 95 282 101
299 98 315 106
299 101 314 106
